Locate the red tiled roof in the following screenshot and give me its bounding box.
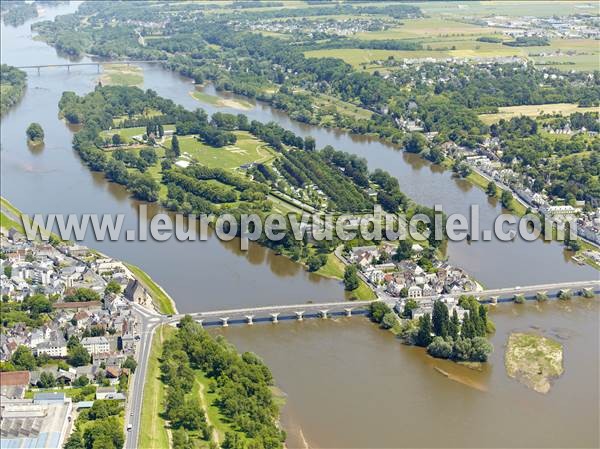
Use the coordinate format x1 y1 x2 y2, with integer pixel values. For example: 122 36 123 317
53 301 102 309
0 370 30 386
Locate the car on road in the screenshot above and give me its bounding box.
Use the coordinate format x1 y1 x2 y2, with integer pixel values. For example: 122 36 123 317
127 423 132 431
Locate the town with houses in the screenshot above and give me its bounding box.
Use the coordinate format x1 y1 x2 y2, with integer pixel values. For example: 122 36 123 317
345 243 481 311
0 229 157 448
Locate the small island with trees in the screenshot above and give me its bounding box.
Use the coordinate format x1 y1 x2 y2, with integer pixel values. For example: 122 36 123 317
26 122 44 146
369 295 494 364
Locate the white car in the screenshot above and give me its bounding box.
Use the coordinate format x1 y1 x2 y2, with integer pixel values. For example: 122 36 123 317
127 424 132 431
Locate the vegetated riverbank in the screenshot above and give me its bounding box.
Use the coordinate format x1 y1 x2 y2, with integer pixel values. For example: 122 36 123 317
1 195 176 315
0 65 27 116
145 316 286 449
505 332 564 394
124 262 177 314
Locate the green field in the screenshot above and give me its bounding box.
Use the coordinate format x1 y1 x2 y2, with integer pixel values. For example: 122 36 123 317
170 131 275 170
355 17 498 40
479 103 599 125
139 325 174 449
100 124 175 143
316 253 376 301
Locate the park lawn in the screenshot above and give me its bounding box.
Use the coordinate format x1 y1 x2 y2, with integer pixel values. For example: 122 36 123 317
124 263 176 314
113 108 163 126
100 125 175 143
479 103 599 125
100 64 143 86
316 253 376 301
170 132 275 170
139 325 174 449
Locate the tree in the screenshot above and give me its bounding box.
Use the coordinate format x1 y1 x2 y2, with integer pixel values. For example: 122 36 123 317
380 312 397 330
74 375 90 387
304 136 316 151
104 280 121 295
452 337 473 361
432 300 449 338
64 288 101 303
486 181 497 197
404 132 427 154
402 298 418 318
394 239 413 261
369 301 392 323
38 371 56 388
448 309 460 340
343 264 359 291
427 336 453 359
306 254 327 272
500 189 514 210
26 122 44 142
122 356 137 373
11 345 36 370
171 134 180 157
469 337 493 362
111 134 122 146
68 342 90 367
415 314 433 347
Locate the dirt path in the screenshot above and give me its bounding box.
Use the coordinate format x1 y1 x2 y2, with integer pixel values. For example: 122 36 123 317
196 379 221 447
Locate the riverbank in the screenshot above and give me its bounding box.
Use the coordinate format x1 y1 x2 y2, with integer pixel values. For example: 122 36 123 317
124 262 177 315
1 195 177 315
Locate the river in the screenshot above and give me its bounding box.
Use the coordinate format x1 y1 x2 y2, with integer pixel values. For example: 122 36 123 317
1 3 598 448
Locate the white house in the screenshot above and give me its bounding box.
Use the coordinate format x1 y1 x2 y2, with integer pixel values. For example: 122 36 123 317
81 336 110 355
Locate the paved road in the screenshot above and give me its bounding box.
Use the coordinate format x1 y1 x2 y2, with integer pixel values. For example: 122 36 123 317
124 304 163 449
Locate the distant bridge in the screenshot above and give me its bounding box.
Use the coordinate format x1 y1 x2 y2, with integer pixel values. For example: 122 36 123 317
16 60 164 74
167 280 600 327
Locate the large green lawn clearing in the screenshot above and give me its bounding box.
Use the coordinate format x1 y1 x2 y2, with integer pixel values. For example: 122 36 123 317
170 131 275 171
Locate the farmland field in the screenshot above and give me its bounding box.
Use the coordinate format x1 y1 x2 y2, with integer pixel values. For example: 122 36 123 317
479 103 599 125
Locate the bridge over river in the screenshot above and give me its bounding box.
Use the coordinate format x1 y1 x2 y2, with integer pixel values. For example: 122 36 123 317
166 280 600 327
16 60 164 73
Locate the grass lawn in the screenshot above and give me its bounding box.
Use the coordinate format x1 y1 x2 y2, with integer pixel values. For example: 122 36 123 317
1 196 60 241
170 131 275 171
317 253 376 301
124 263 176 314
100 64 143 86
100 125 175 143
139 325 174 449
112 108 163 126
479 103 599 125
25 386 96 400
